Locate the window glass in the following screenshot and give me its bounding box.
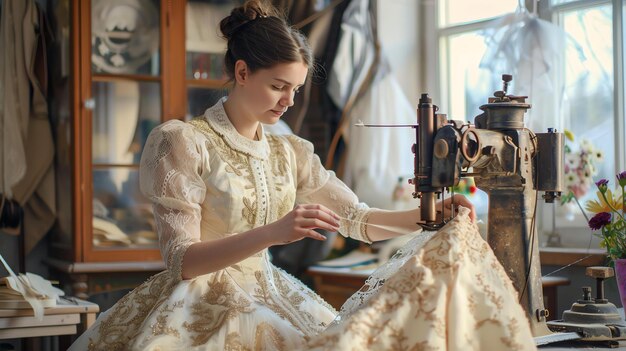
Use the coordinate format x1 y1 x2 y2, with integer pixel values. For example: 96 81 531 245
550 0 586 6
92 81 162 165
443 31 495 121
439 0 518 27
561 4 614 203
92 168 157 250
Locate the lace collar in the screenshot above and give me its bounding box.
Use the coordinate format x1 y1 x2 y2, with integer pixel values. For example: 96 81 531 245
203 97 270 160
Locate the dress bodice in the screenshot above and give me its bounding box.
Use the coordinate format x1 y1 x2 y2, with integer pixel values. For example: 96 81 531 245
139 98 374 281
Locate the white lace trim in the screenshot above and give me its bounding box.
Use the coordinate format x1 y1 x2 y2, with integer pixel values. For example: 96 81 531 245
203 98 270 160
331 231 438 326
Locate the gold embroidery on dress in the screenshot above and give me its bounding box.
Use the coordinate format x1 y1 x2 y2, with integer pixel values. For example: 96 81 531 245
87 272 178 351
224 332 251 351
266 135 289 177
191 119 248 176
255 322 287 350
151 314 180 338
253 270 321 340
149 300 184 338
265 135 295 222
189 118 258 227
242 197 258 226
223 322 287 351
183 274 253 346
276 193 294 220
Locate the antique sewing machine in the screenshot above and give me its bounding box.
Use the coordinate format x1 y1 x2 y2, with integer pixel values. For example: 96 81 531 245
409 74 561 337
407 74 626 346
358 73 626 345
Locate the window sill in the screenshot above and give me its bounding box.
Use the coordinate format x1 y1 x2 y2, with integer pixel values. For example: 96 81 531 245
539 247 607 267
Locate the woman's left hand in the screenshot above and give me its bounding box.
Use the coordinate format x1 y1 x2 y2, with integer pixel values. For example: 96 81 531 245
436 194 476 222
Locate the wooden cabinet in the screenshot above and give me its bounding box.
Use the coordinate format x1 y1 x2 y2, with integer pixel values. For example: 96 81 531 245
48 0 236 299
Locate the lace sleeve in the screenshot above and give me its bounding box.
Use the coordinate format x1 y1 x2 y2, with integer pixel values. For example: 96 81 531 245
139 120 208 280
285 135 375 244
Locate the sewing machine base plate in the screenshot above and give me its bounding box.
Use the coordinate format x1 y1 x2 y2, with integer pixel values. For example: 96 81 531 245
547 321 626 341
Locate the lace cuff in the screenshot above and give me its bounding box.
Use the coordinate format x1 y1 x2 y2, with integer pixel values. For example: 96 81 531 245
340 204 374 244
167 240 195 281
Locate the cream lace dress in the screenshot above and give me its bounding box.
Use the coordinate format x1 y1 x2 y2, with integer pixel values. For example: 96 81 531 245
69 99 536 351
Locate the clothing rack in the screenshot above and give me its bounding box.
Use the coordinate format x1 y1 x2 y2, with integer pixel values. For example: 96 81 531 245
0 194 25 273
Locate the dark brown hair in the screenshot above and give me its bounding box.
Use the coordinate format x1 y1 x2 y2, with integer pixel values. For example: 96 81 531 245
219 0 313 80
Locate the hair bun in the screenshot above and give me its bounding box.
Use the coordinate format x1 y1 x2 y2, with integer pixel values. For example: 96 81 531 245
220 0 277 40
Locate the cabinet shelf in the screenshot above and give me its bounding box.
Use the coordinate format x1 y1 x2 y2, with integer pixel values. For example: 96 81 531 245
186 79 229 89
92 164 140 169
92 73 162 83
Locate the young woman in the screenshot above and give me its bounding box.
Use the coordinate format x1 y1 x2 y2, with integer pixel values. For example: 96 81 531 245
70 2 535 350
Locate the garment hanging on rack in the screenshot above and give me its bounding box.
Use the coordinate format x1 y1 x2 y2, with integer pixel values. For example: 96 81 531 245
325 0 414 209
479 6 586 134
0 0 56 252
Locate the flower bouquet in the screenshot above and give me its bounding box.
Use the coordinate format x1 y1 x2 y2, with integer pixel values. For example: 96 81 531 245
561 130 604 205
588 172 626 310
587 172 626 261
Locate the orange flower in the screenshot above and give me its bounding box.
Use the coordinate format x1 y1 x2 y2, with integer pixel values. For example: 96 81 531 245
585 189 623 214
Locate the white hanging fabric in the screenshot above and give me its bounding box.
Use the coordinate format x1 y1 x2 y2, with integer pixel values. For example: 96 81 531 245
0 0 56 252
326 0 415 209
479 3 586 133
343 61 415 209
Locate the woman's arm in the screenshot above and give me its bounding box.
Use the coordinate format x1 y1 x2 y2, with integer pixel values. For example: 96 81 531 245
366 195 476 242
284 134 477 244
181 204 339 279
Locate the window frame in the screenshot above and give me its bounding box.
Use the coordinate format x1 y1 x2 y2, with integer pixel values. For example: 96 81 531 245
425 0 626 244
537 0 626 173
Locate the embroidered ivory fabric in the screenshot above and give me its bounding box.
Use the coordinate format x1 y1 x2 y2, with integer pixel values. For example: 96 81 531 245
69 99 535 351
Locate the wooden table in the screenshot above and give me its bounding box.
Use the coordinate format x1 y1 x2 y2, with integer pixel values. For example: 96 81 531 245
0 297 99 339
307 266 570 320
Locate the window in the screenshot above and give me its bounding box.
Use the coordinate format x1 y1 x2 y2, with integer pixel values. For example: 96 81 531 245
432 0 519 229
431 0 626 247
437 0 518 119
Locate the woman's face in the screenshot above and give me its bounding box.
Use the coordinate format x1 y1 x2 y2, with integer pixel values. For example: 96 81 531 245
237 61 308 124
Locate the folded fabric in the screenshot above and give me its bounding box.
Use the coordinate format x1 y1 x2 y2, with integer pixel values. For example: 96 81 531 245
0 272 64 320
307 207 536 350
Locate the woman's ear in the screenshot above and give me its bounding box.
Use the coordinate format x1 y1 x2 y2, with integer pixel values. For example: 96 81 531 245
234 60 248 85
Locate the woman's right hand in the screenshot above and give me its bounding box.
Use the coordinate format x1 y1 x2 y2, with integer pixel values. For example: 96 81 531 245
266 204 341 245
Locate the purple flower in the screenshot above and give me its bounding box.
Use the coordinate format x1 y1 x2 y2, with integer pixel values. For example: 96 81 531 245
617 171 626 187
596 179 609 193
589 212 612 230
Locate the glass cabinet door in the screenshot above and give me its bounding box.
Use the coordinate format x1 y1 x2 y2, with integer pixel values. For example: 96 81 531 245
88 0 163 256
73 0 240 261
184 0 235 119
91 81 161 250
91 0 161 76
